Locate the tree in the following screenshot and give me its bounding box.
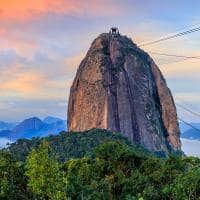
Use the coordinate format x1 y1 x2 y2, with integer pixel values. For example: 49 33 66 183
0 151 31 200
25 141 66 200
4 131 200 200
172 166 200 200
63 141 146 200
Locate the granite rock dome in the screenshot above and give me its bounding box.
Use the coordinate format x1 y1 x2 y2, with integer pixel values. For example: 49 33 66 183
67 32 181 154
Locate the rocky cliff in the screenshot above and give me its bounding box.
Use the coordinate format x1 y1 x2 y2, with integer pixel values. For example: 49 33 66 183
67 32 181 154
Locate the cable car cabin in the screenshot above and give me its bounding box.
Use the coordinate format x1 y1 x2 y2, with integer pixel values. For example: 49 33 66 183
110 27 120 37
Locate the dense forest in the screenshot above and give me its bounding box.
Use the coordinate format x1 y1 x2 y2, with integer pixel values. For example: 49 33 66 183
1 129 200 200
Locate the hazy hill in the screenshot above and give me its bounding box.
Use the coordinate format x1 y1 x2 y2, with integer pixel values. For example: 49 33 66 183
0 116 66 141
181 129 200 140
0 121 18 131
7 129 149 162
43 116 63 124
179 122 200 133
179 122 200 140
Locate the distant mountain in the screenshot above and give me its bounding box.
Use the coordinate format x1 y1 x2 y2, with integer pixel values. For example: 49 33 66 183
179 122 200 133
10 117 45 140
43 116 63 124
39 120 67 137
1 115 199 143
180 122 200 140
181 129 200 140
0 116 66 141
0 130 12 138
0 121 18 131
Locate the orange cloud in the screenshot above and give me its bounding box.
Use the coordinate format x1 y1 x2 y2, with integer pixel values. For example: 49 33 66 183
0 28 7 35
0 64 43 94
0 61 69 100
2 74 40 93
64 53 84 73
0 0 74 21
0 0 120 21
160 59 200 79
0 26 37 58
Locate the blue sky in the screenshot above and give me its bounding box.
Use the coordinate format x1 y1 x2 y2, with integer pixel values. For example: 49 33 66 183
0 0 200 122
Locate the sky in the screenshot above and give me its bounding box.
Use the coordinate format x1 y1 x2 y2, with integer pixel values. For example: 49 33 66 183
181 138 200 157
0 0 200 122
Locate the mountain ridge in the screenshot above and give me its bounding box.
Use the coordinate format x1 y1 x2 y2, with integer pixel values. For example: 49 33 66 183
0 116 66 141
0 121 18 131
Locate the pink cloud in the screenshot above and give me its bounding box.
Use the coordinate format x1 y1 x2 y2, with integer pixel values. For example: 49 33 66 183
0 0 120 22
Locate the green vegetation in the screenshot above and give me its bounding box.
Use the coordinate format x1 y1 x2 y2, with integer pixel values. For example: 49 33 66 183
0 151 32 199
25 141 66 200
1 129 200 199
7 129 145 162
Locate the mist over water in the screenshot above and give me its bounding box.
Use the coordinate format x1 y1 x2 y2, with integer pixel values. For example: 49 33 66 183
181 138 200 157
0 138 13 149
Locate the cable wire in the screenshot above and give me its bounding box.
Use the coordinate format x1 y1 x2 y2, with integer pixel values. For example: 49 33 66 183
139 26 200 47
176 103 200 119
149 52 200 60
159 58 189 66
178 118 200 134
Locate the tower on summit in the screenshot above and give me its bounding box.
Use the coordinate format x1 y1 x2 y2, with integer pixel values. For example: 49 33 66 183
109 27 120 37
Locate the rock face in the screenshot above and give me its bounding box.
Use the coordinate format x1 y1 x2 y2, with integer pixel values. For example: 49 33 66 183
67 32 181 154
